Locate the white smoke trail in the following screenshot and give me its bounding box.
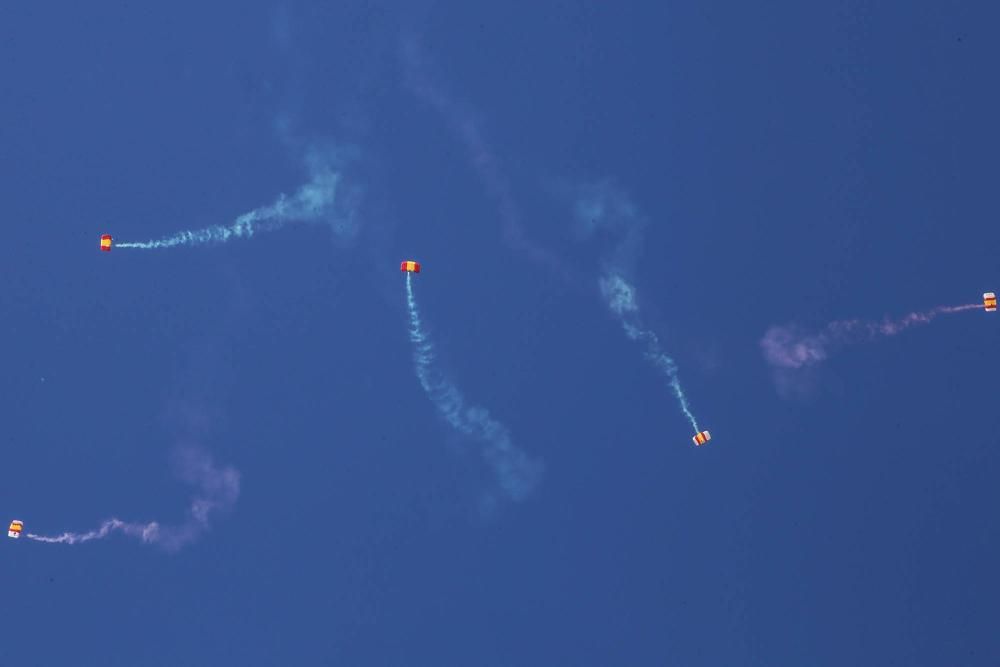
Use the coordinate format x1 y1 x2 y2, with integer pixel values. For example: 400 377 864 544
26 447 240 552
404 273 542 502
573 181 703 434
601 274 700 433
116 148 358 249
27 519 159 545
401 36 570 281
761 303 981 370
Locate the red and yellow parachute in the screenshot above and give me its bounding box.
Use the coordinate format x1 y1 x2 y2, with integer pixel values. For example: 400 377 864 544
100 234 113 252
400 260 421 273
985 292 996 312
8 520 23 539
693 430 711 446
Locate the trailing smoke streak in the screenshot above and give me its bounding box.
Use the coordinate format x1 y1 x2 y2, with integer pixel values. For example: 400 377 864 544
27 519 159 545
601 274 700 432
26 447 240 551
404 273 542 501
573 181 703 434
116 150 356 249
401 36 570 281
762 303 981 370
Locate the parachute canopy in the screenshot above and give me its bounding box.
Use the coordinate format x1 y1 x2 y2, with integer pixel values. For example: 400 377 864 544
100 234 113 252
985 292 996 312
8 520 22 539
693 430 711 446
401 260 421 273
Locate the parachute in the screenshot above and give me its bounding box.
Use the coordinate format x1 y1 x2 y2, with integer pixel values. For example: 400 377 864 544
8 520 23 538
401 260 421 273
692 430 711 446
984 292 996 312
100 234 113 252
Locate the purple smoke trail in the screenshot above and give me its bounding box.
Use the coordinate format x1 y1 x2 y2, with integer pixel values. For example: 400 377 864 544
762 303 981 370
26 447 240 552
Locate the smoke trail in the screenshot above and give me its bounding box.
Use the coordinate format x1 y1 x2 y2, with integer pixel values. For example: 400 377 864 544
116 148 359 249
401 36 570 281
26 519 159 545
26 447 240 551
601 274 700 432
573 181 702 434
404 273 542 502
761 303 981 370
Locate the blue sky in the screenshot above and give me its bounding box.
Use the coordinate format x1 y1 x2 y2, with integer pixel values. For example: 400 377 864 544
2 1 999 664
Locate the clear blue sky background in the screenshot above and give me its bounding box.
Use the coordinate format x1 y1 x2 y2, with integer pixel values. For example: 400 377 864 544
2 2 998 664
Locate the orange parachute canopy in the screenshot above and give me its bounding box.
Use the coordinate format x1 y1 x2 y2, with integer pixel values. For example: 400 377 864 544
400 260 421 273
984 292 996 312
100 234 113 252
692 430 711 446
8 520 23 539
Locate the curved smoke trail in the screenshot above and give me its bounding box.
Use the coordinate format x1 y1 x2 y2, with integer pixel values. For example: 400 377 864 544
116 148 359 250
601 274 700 433
573 181 702 434
26 447 239 552
404 273 542 502
761 303 981 371
401 36 570 281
